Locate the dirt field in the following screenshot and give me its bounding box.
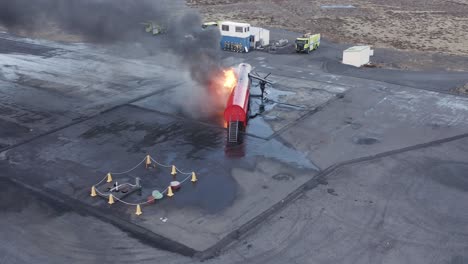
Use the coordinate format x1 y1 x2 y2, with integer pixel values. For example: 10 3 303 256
188 0 468 56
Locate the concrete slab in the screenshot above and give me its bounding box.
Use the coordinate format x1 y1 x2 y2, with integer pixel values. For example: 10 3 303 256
0 42 183 148
0 177 186 264
5 126 467 264
0 104 317 252
0 37 56 56
210 136 468 264
279 76 468 168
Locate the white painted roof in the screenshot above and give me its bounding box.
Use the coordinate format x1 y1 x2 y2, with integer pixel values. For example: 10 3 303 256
220 21 251 27
344 45 371 52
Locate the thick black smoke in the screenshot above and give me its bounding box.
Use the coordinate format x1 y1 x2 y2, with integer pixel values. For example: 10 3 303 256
0 0 165 42
165 10 222 86
0 0 222 101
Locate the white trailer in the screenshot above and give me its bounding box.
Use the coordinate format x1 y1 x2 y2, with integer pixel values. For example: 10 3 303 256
217 21 270 52
342 45 374 67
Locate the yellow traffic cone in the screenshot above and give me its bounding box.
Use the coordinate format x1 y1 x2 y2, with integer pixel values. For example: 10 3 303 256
145 155 151 168
191 172 198 182
135 204 142 216
91 186 97 197
108 194 115 204
171 165 177 176
167 186 174 197
106 173 113 183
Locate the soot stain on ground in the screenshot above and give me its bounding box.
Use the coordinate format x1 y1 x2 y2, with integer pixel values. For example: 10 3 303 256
0 38 56 56
0 177 70 216
426 161 468 192
80 120 144 139
0 119 30 138
353 136 380 145
272 173 295 181
80 120 224 158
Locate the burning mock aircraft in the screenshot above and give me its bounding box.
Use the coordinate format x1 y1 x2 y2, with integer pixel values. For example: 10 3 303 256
221 63 273 144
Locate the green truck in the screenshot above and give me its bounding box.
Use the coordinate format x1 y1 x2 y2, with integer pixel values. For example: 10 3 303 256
142 21 218 36
202 21 219 29
141 21 166 35
295 33 321 53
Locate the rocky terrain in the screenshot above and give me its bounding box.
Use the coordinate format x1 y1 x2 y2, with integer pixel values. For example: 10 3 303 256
189 0 468 56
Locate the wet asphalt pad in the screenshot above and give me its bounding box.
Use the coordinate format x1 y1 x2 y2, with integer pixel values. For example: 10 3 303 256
0 38 57 56
0 104 318 254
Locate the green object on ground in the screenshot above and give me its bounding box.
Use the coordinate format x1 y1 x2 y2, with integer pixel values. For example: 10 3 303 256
141 21 166 35
152 190 163 200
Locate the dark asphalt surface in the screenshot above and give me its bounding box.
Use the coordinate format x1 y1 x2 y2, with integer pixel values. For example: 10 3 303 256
0 37 56 56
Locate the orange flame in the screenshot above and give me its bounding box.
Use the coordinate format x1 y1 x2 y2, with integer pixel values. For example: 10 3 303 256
208 68 238 127
213 68 237 100
223 69 237 89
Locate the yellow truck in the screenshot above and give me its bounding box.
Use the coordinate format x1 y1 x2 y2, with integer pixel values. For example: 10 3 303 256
295 33 320 54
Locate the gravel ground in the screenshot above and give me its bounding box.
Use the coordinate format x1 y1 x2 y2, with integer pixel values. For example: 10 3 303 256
189 0 468 56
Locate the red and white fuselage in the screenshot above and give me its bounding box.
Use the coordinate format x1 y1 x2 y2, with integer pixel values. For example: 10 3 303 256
223 63 252 127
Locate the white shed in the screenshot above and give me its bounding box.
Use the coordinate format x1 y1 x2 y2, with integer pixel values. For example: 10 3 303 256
250 27 270 47
342 46 374 67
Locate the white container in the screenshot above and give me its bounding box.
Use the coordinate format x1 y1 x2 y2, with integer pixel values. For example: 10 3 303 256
342 45 374 67
251 27 270 47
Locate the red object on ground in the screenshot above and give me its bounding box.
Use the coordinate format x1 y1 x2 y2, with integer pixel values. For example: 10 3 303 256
223 63 252 127
147 196 155 204
170 181 181 191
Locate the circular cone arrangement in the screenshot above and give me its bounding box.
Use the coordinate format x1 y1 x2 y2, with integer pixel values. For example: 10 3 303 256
90 155 198 216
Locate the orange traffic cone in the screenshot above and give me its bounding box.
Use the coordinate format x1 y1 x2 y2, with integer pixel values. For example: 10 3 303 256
145 155 151 168
106 173 113 183
91 186 97 197
108 194 115 204
167 186 174 197
171 165 177 176
191 172 198 182
135 204 142 216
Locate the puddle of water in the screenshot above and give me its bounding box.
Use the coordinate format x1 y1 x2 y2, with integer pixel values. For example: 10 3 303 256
0 119 31 138
250 82 297 111
266 86 295 102
353 136 380 145
427 161 468 192
245 137 318 170
247 117 275 138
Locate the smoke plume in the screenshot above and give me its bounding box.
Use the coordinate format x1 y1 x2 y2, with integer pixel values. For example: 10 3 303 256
0 0 224 117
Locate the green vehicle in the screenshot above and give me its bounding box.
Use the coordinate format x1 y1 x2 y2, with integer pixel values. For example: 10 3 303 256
141 21 166 35
295 33 321 54
202 21 219 29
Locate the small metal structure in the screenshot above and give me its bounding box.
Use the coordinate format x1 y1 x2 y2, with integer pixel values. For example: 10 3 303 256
228 120 240 143
249 72 274 113
96 177 142 202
